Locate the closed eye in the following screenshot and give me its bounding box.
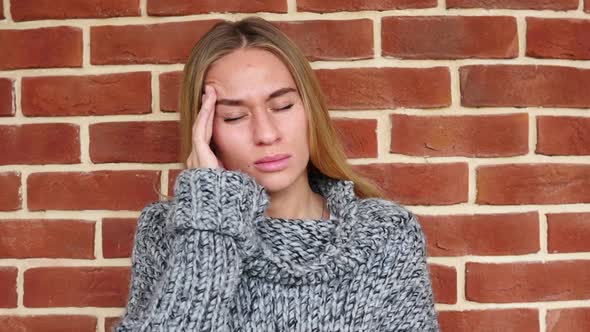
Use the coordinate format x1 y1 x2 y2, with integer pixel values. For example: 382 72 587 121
276 104 293 111
223 104 293 122
224 116 244 123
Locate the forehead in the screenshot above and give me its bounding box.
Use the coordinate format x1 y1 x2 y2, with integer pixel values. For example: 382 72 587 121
204 48 297 95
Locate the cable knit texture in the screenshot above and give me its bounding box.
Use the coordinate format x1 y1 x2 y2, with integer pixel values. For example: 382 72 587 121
113 167 440 331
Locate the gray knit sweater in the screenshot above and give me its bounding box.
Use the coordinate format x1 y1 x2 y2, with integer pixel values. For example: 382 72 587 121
113 167 440 331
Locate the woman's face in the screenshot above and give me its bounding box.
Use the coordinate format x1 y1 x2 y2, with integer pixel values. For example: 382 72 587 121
204 48 310 193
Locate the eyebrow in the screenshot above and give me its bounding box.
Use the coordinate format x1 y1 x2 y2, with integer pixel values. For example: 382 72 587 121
215 87 297 107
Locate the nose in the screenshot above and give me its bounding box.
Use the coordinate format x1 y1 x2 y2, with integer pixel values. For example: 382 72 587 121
252 109 280 146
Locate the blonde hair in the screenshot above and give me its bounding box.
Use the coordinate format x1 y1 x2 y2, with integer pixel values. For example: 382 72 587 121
159 16 385 200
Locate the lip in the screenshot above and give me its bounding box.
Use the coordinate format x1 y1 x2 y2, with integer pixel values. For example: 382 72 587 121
254 154 291 172
255 154 291 164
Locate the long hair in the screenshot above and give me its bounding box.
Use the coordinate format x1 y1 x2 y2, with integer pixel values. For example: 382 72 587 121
169 16 385 200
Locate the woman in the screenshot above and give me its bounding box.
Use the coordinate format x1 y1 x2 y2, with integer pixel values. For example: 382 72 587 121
114 16 440 331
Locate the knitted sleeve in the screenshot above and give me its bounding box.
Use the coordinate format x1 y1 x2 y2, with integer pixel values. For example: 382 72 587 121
113 201 173 331
381 212 441 331
115 167 268 331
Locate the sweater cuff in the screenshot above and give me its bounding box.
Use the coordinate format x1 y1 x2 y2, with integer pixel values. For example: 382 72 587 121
171 168 269 242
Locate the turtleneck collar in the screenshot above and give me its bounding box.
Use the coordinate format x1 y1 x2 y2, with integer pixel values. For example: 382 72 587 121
244 172 376 286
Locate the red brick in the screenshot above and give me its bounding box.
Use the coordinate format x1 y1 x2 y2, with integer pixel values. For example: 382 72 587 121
382 16 517 59
0 27 81 70
168 169 183 197
160 71 182 112
429 264 456 304
0 1 3 19
461 65 590 108
391 114 528 157
274 20 373 61
353 163 468 205
447 0 577 9
333 118 377 158
147 0 286 15
438 309 539 332
527 18 590 60
316 67 450 109
22 72 151 117
0 124 79 165
0 78 14 116
27 171 160 211
0 220 94 259
298 0 436 12
547 307 590 332
0 315 97 332
105 317 122 332
0 267 17 308
466 261 590 302
11 0 140 21
477 164 590 205
420 212 539 256
547 213 590 253
91 20 219 65
90 121 179 163
586 0 590 13
0 172 21 211
102 218 137 258
537 116 590 156
24 267 130 307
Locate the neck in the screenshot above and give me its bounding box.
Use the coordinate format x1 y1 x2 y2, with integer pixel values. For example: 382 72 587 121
264 172 326 220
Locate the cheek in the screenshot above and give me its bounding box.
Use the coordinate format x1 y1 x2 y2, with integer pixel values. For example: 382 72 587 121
282 107 310 151
295 107 309 135
212 122 238 150
211 122 251 167
281 105 307 129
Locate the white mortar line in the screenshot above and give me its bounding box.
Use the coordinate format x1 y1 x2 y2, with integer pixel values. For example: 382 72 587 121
540 307 547 332
140 0 147 17
517 16 527 58
287 0 296 13
1 7 589 30
82 25 90 67
95 219 103 260
2 0 11 22
151 71 160 114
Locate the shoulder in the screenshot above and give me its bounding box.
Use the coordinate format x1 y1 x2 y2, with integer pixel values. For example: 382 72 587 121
355 197 426 248
357 197 413 223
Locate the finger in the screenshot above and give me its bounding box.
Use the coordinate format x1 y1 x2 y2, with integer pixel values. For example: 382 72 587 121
204 87 216 141
190 104 203 168
194 92 208 142
186 152 192 168
191 92 209 167
196 91 215 143
187 150 196 169
191 142 200 168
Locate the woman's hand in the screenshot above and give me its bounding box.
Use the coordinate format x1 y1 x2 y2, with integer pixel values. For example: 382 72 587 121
186 84 225 169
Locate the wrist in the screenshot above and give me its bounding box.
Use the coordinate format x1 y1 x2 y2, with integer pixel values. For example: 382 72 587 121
172 168 269 239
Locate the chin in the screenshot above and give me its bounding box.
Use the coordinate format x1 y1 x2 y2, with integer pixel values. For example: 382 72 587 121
253 169 302 194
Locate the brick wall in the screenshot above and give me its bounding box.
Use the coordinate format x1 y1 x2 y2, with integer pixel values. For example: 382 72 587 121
1 1 589 331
